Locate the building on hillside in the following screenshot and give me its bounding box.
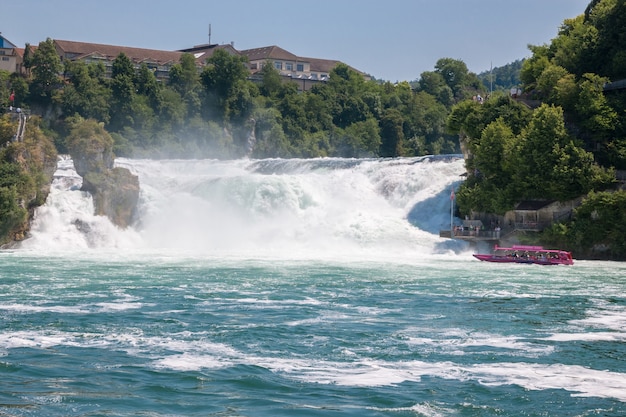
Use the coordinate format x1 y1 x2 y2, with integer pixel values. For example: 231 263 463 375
55 40 242 82
241 45 368 91
5 34 367 89
0 34 22 74
504 199 582 231
54 40 188 81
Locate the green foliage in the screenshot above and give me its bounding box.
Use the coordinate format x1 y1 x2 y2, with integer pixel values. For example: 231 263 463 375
0 115 15 145
62 61 111 122
379 108 405 157
0 185 28 241
29 38 63 103
452 98 613 216
550 16 597 76
574 73 618 139
542 191 626 259
108 55 136 131
168 53 202 118
66 117 114 173
258 63 283 98
8 73 29 109
447 92 531 145
476 60 524 92
200 49 251 120
0 117 57 244
519 46 551 93
9 36 496 160
434 58 474 100
536 64 569 103
584 0 626 79
518 0 626 170
0 70 10 108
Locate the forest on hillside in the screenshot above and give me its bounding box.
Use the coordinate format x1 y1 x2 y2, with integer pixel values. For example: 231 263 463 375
449 0 626 259
1 40 490 160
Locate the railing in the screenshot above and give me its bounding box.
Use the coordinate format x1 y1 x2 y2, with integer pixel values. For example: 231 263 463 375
512 221 551 231
16 113 25 141
453 228 501 239
8 109 28 142
449 220 554 241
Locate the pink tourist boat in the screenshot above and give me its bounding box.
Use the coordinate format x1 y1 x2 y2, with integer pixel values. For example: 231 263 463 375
473 244 574 265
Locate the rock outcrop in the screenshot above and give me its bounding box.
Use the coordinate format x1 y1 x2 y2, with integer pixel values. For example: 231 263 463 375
0 115 58 247
67 119 139 228
80 168 139 229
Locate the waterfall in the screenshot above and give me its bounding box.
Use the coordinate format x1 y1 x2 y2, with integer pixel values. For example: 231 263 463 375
19 156 469 259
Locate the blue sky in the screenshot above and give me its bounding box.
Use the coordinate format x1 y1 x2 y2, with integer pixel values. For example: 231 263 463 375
3 0 590 82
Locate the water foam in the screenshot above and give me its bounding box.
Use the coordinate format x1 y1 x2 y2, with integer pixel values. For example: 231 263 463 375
3 324 625 403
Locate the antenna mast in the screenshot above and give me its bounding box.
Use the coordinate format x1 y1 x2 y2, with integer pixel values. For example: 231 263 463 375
208 24 212 44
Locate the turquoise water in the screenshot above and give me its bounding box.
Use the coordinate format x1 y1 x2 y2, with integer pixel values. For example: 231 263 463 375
1 254 625 416
1 156 625 415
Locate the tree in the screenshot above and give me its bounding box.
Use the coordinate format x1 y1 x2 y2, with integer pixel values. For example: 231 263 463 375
200 49 250 119
106 53 139 132
551 16 598 76
29 38 62 103
335 118 381 157
434 58 484 102
61 60 110 122
549 190 626 259
418 71 454 107
519 45 551 94
135 63 162 111
379 108 405 157
258 62 283 98
474 118 515 187
169 53 200 95
513 104 607 201
168 53 201 117
111 52 134 79
575 73 618 141
585 0 626 79
536 64 570 103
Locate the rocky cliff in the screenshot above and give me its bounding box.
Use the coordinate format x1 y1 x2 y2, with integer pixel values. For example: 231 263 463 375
0 115 58 246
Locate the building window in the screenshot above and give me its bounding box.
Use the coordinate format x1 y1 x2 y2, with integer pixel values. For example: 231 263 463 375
2 57 9 61
250 63 257 70
296 63 304 72
274 61 282 70
285 62 293 71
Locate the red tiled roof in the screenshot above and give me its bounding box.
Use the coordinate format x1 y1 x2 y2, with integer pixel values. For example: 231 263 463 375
50 39 365 79
241 45 364 76
240 45 300 62
305 57 341 74
54 39 183 65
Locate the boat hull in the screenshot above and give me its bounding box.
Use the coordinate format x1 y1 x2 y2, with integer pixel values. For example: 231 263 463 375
473 245 574 265
472 254 572 265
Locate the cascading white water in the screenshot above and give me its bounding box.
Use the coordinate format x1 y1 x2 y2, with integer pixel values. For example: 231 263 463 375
20 156 469 260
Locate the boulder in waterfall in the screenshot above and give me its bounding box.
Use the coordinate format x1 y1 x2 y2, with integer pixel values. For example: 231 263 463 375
81 168 139 229
66 118 139 228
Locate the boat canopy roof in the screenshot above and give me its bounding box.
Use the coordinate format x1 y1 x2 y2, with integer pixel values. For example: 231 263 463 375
494 244 570 253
